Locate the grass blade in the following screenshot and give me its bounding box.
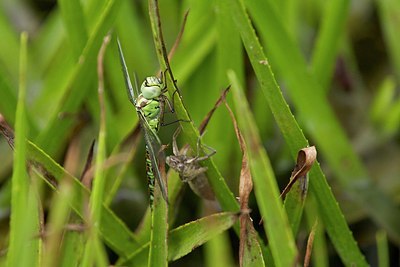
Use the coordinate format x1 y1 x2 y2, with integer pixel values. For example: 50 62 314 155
229 71 297 267
376 0 400 81
24 139 140 257
81 35 111 267
120 212 238 266
224 0 369 264
247 0 400 243
376 230 389 267
58 0 88 57
204 232 235 267
36 0 121 157
311 0 350 90
7 32 39 267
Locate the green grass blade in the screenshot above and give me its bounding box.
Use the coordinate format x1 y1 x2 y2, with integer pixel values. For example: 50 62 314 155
42 181 76 267
305 196 329 267
147 2 169 266
204 232 235 267
58 0 88 57
376 230 389 267
376 0 400 81
229 71 297 267
246 0 400 243
7 32 39 267
225 0 369 265
59 225 84 267
0 10 19 81
0 67 37 135
81 35 110 267
36 0 121 157
283 177 308 235
25 140 140 257
148 189 168 267
120 212 238 266
311 0 349 90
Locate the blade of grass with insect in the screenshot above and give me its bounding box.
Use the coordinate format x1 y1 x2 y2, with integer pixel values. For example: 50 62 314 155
310 0 349 90
119 212 239 266
147 4 169 266
225 0 369 264
35 0 121 157
247 0 400 244
134 87 232 246
229 71 297 267
148 0 239 222
7 32 40 267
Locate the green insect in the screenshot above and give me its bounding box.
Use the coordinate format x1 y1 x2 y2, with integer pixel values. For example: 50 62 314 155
166 128 216 200
117 40 169 207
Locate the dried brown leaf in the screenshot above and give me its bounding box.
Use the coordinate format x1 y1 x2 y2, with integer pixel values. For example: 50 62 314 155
281 146 317 198
304 220 318 267
224 100 254 267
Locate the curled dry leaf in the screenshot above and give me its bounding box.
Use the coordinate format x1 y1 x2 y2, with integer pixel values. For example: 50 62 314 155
281 146 317 199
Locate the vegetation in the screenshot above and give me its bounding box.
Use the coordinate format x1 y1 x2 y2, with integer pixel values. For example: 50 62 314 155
0 0 399 266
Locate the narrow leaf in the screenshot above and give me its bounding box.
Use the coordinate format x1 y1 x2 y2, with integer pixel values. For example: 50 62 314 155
120 212 238 266
228 70 297 267
224 100 264 267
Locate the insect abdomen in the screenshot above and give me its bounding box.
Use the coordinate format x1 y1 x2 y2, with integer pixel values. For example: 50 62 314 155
145 147 155 208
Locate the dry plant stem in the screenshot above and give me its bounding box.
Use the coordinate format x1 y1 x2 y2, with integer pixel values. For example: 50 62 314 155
168 10 189 63
224 99 254 267
304 220 318 267
156 10 189 77
198 86 231 134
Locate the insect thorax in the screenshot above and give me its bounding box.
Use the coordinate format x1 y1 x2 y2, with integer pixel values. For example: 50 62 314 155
141 76 163 99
